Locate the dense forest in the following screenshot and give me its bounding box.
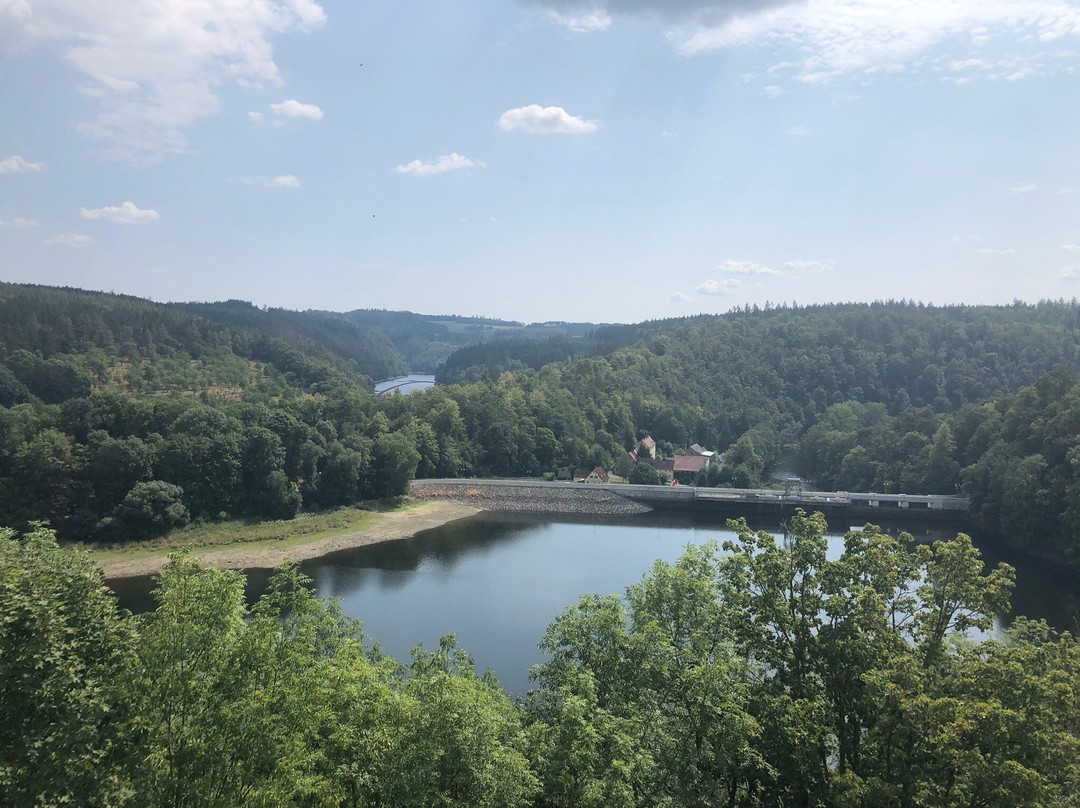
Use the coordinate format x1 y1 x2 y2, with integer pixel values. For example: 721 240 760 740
5 516 1078 808
3 284 1080 564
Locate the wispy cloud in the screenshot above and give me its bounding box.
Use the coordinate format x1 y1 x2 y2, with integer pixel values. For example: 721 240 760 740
763 85 783 98
0 155 44 174
951 234 984 244
718 259 780 275
697 278 743 295
394 153 486 177
678 0 1080 84
785 259 834 271
270 99 323 119
1007 182 1038 194
0 217 39 229
2 1 326 162
545 9 612 32
498 105 599 134
975 247 1015 255
44 233 96 248
670 291 691 302
1062 244 1080 253
788 125 811 136
269 174 301 188
80 201 159 224
1062 266 1080 280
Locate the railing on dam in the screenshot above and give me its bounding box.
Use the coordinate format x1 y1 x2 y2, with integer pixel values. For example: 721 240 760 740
411 479 970 512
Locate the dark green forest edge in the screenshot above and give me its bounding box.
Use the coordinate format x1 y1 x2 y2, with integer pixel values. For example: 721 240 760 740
3 283 1080 566
6 515 1080 807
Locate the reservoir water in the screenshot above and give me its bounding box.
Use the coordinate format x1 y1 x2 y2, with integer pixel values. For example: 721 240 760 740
109 511 1080 694
374 373 436 396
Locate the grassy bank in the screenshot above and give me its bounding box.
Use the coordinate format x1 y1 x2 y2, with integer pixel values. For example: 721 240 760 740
82 500 421 564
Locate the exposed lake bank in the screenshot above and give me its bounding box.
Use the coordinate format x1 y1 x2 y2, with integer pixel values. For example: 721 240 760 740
97 500 479 580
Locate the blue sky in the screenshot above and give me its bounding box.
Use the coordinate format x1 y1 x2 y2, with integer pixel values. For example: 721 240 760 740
2 0 1080 323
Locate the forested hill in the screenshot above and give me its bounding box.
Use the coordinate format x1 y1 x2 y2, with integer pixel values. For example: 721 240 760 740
439 301 1080 446
321 307 605 372
0 283 404 403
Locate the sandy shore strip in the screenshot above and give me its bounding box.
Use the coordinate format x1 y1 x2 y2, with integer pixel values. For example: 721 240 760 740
99 500 480 580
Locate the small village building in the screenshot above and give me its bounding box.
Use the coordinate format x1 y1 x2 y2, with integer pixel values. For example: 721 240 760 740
581 467 610 484
572 469 589 482
672 455 708 485
689 443 716 458
638 436 657 459
673 455 708 474
556 467 574 481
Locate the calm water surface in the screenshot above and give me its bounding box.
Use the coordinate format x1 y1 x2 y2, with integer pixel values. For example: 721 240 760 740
374 374 436 395
110 512 1080 694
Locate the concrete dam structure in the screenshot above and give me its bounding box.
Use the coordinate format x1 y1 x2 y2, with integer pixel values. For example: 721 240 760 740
412 479 971 525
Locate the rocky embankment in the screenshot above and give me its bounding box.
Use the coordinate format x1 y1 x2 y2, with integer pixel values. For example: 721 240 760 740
411 480 652 516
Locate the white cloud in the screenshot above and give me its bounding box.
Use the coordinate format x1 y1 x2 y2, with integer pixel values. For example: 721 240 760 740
249 111 264 122
0 155 44 173
523 1 1080 84
498 104 598 134
44 233 96 248
271 99 323 119
670 291 691 302
1 0 325 162
546 9 612 31
788 125 811 136
718 259 780 275
975 247 1015 255
270 174 301 188
676 1 1080 83
1008 182 1038 194
697 278 743 295
763 84 783 98
1060 187 1079 196
394 153 486 177
1062 266 1080 279
520 0 796 28
768 60 798 73
951 234 984 243
80 201 159 224
1062 244 1080 252
0 216 38 228
785 259 834 271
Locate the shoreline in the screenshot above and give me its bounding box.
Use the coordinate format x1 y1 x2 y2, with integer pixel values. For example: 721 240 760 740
98 500 480 580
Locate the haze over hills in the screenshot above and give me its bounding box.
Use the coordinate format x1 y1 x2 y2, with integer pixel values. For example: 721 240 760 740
315 308 607 373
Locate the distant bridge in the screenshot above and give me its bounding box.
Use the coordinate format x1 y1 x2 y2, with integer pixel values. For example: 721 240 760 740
412 479 970 523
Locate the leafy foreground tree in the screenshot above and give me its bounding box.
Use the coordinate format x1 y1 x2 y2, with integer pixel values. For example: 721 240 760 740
527 511 1080 808
2 517 1078 808
0 524 133 807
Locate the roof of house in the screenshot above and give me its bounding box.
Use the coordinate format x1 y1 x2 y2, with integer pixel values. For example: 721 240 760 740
673 455 708 473
572 470 589 481
589 466 609 479
640 436 656 448
689 443 716 457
